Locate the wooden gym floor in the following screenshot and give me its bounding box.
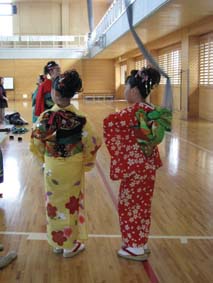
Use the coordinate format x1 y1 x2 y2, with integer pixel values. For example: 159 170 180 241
0 100 213 283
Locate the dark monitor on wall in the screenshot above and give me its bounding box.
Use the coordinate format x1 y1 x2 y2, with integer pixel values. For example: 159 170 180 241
3 77 14 90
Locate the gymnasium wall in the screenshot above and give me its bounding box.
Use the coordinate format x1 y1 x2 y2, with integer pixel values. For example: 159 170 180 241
1 2 213 120
0 58 115 101
116 16 213 121
13 0 111 35
82 59 115 96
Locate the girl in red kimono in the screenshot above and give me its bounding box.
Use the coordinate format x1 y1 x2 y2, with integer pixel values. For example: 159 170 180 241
103 67 172 261
35 61 61 117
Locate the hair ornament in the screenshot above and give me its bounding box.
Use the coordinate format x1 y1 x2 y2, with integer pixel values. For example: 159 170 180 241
135 68 149 83
47 61 59 71
58 76 65 89
135 70 142 78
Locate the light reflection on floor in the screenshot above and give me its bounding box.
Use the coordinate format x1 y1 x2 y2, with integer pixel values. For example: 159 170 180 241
22 101 29 108
0 156 21 200
168 136 179 175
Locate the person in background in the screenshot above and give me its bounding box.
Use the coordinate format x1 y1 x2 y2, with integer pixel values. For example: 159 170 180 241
35 61 61 117
30 70 101 258
103 67 172 261
0 77 8 124
32 74 45 123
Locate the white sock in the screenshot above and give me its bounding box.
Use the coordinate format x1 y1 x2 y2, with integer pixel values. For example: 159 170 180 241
64 247 74 253
64 249 70 253
143 244 148 250
55 247 63 250
64 242 81 253
119 246 145 256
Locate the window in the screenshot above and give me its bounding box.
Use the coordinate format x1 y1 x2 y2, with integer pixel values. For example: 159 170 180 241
158 48 181 85
0 2 13 36
135 58 147 70
4 77 14 90
120 64 127 84
199 37 213 86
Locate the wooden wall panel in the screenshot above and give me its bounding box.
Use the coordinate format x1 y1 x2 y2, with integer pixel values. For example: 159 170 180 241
150 86 163 106
69 0 88 34
0 59 59 100
68 0 111 34
188 36 199 118
154 86 180 110
82 59 115 94
94 2 111 26
60 59 83 75
115 63 121 98
199 87 213 121
0 58 115 100
61 2 70 35
14 3 61 35
13 1 112 36
13 59 49 100
115 85 125 99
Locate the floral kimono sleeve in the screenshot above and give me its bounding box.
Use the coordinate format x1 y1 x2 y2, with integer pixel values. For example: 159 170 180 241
82 120 102 172
103 112 123 157
30 137 45 163
103 112 128 180
29 113 49 163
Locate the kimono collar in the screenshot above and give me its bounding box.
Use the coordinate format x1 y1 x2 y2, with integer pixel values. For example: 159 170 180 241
52 103 76 112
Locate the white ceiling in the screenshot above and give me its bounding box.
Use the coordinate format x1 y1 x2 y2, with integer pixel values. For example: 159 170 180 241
94 0 213 59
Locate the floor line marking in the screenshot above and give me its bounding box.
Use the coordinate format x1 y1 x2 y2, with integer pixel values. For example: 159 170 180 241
96 160 117 209
149 235 213 240
96 160 160 283
0 231 29 236
1 231 213 241
180 237 188 244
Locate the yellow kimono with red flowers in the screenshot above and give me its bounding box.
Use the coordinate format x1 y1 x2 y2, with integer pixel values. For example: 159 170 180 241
30 104 101 249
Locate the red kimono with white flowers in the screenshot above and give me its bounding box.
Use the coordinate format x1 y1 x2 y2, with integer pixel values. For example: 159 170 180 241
103 102 162 247
35 79 52 116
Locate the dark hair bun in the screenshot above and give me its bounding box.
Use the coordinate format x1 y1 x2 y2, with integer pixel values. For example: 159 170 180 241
130 70 138 77
53 70 82 98
146 67 161 86
44 61 59 75
126 67 161 98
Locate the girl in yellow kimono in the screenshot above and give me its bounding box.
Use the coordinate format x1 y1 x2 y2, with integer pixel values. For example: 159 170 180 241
30 70 101 258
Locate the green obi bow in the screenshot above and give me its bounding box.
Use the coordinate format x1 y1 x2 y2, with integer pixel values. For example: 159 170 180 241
134 106 172 156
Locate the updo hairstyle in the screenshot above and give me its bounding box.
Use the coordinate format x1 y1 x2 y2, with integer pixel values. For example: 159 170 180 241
43 61 59 75
53 70 82 99
125 66 161 98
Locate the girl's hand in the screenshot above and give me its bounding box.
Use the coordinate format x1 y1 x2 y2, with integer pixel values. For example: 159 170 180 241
3 96 8 101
